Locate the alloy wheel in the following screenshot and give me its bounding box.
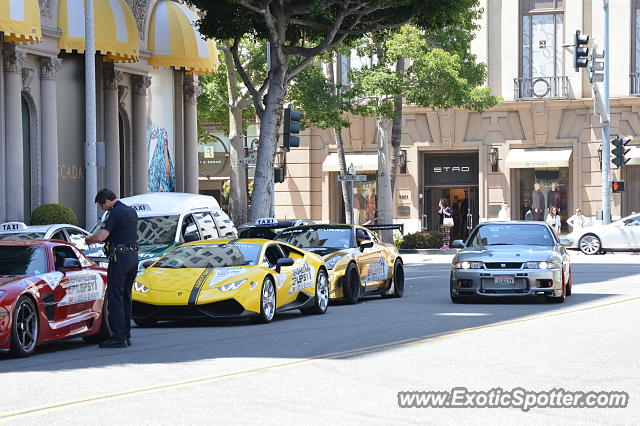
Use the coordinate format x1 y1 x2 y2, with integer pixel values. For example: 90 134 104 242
316 271 329 311
579 234 601 255
262 280 276 321
15 299 38 354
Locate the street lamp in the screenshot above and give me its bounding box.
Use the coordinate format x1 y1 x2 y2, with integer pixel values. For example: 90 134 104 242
488 147 499 172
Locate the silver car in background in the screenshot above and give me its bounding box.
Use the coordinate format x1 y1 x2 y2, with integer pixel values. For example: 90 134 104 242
450 222 572 303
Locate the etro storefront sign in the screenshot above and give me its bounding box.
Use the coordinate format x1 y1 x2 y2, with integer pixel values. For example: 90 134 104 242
425 154 478 186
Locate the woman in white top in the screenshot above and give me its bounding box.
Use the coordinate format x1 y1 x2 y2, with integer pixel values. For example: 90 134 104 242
566 208 588 231
546 206 561 235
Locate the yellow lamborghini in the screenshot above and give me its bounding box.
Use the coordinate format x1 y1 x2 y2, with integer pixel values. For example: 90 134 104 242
132 238 328 325
275 224 404 304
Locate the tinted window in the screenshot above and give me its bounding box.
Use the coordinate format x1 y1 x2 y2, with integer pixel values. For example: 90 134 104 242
53 246 80 270
0 232 45 240
66 228 89 250
0 246 48 275
51 230 66 241
467 224 554 247
181 215 201 241
276 227 353 249
154 243 262 269
138 216 179 245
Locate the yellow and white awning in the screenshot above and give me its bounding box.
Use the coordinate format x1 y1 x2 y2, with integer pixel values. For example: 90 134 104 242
0 0 42 44
58 0 139 62
322 153 379 172
148 0 218 74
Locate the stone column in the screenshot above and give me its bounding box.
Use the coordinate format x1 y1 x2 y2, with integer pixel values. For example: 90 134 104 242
3 43 26 221
103 62 122 194
183 73 200 194
132 74 151 194
39 57 63 205
173 70 184 192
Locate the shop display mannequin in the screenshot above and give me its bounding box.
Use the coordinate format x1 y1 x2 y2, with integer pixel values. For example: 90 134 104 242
547 182 561 212
531 183 545 221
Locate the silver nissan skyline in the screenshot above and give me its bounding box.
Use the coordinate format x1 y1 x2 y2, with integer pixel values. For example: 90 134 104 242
449 222 572 303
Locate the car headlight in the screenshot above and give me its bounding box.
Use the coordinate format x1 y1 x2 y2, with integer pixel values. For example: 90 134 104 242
133 281 150 293
324 256 344 270
524 261 561 269
453 261 484 269
218 279 246 292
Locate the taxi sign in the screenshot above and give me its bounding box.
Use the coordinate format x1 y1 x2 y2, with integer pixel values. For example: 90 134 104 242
1 222 28 231
255 217 277 225
130 204 152 212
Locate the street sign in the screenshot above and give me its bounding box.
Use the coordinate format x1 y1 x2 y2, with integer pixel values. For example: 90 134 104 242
337 174 366 182
238 156 256 165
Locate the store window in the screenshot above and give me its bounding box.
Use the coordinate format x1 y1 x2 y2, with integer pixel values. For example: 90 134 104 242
517 168 569 232
352 174 377 225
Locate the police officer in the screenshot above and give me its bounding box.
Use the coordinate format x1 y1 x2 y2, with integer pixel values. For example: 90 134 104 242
85 188 138 348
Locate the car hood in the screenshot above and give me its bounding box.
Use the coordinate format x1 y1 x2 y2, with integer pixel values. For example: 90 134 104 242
301 247 351 257
140 266 251 291
138 243 178 260
454 245 556 262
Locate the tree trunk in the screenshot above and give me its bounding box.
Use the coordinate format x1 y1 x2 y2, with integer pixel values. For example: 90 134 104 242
325 57 353 224
390 58 404 194
376 119 394 243
248 64 287 221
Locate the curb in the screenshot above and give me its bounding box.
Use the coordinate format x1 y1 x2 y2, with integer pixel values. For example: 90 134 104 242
399 249 459 254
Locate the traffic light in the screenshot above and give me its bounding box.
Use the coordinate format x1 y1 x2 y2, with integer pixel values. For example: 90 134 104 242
589 46 604 83
283 107 302 151
574 30 589 71
274 167 285 183
611 136 631 168
611 181 625 193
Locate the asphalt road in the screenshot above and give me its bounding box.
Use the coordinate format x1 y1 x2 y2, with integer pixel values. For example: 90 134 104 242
1 252 639 424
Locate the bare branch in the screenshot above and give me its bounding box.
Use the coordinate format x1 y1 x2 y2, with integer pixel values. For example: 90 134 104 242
230 37 265 117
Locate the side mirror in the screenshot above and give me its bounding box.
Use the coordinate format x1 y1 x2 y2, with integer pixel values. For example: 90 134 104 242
359 240 374 251
559 238 572 247
275 257 295 272
450 240 465 249
183 231 200 243
60 258 81 270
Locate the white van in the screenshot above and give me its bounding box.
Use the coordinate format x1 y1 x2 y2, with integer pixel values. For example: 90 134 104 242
99 192 237 269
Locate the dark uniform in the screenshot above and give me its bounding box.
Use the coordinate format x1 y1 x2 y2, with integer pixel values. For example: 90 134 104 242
102 200 138 344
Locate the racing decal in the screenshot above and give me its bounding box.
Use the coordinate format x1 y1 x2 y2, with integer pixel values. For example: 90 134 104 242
207 267 246 287
58 271 104 306
288 261 315 294
364 257 388 284
39 271 64 291
274 273 287 289
188 267 215 305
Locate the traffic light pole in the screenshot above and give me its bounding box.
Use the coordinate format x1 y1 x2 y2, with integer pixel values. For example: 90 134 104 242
601 0 611 224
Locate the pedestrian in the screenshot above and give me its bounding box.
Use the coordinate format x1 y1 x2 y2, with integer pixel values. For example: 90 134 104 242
546 205 561 235
566 208 589 231
85 188 138 348
438 198 453 249
498 202 511 220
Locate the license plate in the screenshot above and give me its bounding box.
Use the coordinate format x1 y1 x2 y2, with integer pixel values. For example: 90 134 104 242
495 276 514 285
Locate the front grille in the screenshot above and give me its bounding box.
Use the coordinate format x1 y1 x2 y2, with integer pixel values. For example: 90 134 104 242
199 299 245 316
481 278 528 292
484 262 523 270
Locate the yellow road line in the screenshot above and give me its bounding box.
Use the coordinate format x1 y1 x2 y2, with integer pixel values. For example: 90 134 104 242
2 294 639 422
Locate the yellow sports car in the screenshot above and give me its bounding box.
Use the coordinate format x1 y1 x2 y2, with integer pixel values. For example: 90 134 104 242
132 238 328 325
275 224 404 304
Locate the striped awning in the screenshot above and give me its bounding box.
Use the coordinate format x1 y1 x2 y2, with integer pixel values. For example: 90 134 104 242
58 0 139 62
0 0 42 44
148 1 218 74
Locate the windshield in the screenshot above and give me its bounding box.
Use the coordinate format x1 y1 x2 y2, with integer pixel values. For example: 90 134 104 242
153 243 262 269
467 224 555 247
0 232 45 240
239 227 291 240
137 216 179 245
275 227 353 249
0 246 48 276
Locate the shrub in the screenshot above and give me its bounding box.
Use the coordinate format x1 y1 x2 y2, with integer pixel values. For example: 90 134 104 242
398 231 443 249
30 204 79 226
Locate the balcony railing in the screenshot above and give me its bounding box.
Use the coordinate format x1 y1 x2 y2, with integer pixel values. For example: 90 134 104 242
514 76 569 100
631 73 640 95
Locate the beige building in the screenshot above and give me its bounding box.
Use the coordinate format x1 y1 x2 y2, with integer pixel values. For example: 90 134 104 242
274 0 640 238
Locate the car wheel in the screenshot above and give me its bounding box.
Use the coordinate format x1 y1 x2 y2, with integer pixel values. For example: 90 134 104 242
383 260 405 298
83 299 112 344
134 319 157 327
342 263 361 304
254 277 276 323
579 234 601 255
301 269 329 315
10 296 39 357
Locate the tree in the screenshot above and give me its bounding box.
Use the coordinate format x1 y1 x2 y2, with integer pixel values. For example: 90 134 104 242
348 25 501 241
187 0 482 221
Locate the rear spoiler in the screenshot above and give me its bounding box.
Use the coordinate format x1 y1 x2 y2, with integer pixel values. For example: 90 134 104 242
365 224 404 234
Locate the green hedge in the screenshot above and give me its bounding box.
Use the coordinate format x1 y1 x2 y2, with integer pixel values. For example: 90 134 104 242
398 231 443 249
30 204 79 226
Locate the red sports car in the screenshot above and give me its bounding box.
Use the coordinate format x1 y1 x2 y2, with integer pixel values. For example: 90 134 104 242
0 240 109 356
